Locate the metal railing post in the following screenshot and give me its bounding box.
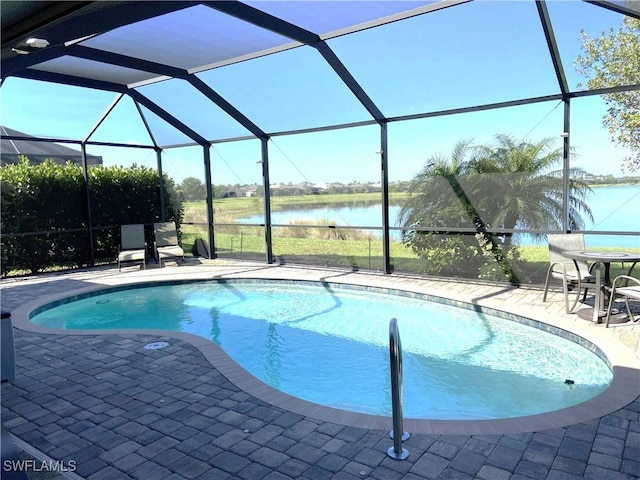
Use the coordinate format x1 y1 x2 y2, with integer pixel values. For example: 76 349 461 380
388 318 409 460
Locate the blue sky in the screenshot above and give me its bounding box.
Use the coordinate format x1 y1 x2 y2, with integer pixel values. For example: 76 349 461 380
0 1 635 185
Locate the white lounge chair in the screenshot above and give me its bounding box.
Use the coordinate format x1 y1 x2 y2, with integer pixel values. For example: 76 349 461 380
542 233 597 314
118 224 146 271
605 275 640 327
154 222 184 267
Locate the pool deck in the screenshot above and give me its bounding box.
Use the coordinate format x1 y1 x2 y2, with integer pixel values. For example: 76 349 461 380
1 259 639 480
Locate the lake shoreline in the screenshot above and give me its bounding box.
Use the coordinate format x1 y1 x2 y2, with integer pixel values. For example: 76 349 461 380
182 185 639 248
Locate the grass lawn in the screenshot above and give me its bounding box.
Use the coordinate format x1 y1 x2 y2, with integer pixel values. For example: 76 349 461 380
178 194 639 284
181 219 637 284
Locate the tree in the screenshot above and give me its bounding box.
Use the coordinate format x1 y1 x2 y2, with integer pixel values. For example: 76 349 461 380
472 134 593 245
575 16 640 172
179 177 206 201
398 135 593 282
398 140 502 279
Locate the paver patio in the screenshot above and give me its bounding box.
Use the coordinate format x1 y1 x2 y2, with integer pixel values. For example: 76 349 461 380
1 260 639 479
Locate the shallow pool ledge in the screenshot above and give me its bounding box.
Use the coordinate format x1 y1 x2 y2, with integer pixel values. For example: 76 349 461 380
9 270 640 436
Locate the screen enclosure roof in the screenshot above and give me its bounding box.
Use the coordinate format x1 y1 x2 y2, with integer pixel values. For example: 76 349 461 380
2 0 639 148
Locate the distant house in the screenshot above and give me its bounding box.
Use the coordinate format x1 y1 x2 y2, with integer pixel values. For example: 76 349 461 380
237 184 260 197
270 182 327 196
1 126 103 167
327 182 351 194
345 182 381 193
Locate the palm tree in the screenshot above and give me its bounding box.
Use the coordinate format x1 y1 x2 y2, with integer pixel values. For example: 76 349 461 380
398 140 503 278
471 134 593 249
399 139 476 233
398 135 593 282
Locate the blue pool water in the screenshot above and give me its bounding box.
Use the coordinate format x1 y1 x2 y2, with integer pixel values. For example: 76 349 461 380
31 281 613 420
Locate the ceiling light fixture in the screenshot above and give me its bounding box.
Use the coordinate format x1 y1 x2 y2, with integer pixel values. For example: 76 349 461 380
12 37 50 55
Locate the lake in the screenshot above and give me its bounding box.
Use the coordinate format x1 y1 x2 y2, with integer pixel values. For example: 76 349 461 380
240 185 639 248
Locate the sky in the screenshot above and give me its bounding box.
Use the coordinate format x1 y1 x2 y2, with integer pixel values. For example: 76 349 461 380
0 0 636 186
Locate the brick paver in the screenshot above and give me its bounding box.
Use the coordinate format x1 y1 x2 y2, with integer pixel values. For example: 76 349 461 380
1 263 639 479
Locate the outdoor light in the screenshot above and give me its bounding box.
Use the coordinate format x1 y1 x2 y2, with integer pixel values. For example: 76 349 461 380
11 37 50 55
26 38 50 49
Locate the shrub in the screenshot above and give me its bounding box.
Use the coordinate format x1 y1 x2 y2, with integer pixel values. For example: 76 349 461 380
0 159 182 275
277 218 376 241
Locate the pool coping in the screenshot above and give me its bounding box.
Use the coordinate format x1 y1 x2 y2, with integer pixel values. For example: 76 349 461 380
9 267 640 436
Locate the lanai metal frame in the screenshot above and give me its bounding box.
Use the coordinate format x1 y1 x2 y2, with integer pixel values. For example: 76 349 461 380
2 0 639 273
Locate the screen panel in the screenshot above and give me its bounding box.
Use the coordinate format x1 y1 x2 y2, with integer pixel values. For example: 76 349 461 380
137 79 252 142
547 2 637 92
198 46 373 133
329 1 560 117
0 77 117 141
81 4 296 71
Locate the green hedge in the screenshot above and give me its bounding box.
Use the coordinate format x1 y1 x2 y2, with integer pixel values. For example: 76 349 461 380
0 159 182 275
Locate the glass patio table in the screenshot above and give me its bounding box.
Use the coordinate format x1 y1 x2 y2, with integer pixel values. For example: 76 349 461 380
562 250 640 324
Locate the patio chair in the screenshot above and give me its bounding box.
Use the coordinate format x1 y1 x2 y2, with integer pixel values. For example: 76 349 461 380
118 224 146 271
542 233 597 314
605 275 640 328
154 222 184 267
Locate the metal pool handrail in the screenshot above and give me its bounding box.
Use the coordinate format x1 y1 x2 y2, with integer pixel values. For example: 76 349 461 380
388 317 409 460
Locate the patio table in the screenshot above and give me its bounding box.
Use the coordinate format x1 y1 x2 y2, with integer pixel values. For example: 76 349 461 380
562 250 640 324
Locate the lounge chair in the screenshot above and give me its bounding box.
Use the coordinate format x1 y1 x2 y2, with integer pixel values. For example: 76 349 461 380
542 233 597 314
605 275 640 327
118 224 146 271
154 222 184 267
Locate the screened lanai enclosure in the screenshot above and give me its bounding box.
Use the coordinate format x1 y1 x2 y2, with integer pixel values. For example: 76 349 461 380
1 0 639 282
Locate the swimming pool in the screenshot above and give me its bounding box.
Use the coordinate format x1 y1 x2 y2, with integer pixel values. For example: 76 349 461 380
29 279 613 421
